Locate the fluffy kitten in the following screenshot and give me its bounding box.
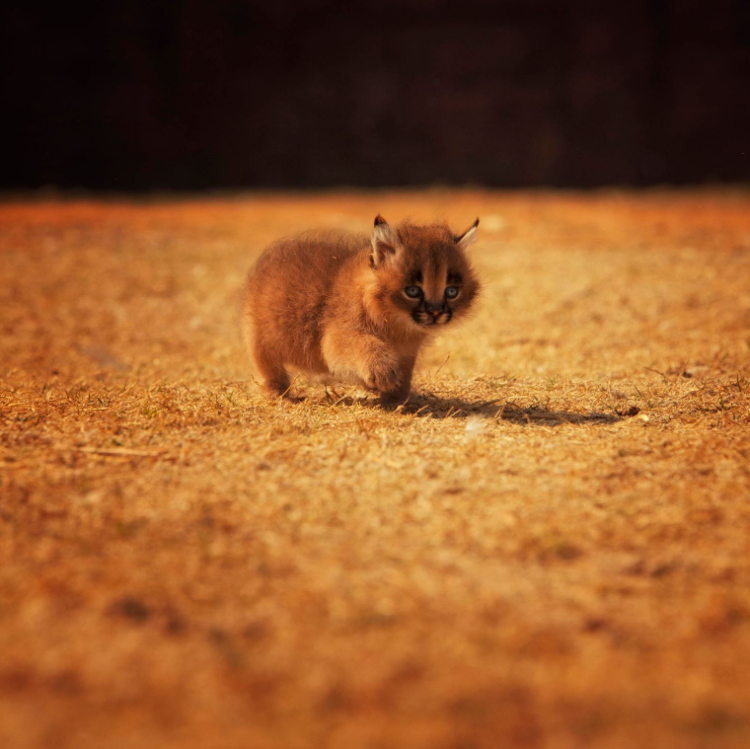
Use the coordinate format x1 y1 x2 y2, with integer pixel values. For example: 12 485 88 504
243 215 481 403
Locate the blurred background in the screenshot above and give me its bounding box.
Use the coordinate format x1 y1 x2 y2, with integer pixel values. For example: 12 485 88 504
2 0 748 191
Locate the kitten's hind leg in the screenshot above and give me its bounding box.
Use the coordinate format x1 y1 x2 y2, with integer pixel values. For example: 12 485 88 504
252 342 294 399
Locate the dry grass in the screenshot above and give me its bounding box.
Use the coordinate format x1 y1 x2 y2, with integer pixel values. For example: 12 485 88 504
1 189 750 749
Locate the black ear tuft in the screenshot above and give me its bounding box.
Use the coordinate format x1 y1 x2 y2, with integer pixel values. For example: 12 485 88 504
371 215 400 266
455 217 480 249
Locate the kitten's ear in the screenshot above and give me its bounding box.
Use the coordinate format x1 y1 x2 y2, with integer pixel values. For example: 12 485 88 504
371 215 401 267
455 218 479 251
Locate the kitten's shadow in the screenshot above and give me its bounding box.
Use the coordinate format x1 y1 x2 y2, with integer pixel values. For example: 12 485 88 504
327 390 629 426
404 393 625 425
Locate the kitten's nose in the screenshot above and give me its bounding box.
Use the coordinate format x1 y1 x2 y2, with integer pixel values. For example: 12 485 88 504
426 303 442 317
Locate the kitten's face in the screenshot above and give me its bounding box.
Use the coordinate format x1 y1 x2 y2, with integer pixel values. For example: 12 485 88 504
368 220 481 333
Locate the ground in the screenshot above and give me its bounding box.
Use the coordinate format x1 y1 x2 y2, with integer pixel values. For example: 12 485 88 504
1 189 749 749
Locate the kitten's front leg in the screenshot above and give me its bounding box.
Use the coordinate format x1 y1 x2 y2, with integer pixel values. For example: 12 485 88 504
366 357 403 394
378 352 417 405
322 330 404 398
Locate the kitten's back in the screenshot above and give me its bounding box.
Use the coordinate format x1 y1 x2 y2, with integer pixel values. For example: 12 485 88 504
252 230 365 281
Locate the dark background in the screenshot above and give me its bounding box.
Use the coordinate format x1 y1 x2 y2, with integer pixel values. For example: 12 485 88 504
2 0 749 191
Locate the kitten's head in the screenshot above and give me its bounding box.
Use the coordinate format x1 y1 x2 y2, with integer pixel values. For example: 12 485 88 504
366 216 481 333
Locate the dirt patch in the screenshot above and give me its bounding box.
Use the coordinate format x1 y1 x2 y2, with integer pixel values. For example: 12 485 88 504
1 189 750 749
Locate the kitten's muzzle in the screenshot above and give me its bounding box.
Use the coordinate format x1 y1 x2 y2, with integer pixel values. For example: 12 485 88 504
413 306 452 326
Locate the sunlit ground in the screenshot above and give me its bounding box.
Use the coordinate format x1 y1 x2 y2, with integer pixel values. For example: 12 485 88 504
1 189 750 749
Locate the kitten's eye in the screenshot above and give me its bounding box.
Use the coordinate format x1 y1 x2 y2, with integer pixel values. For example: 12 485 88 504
404 286 422 298
445 286 460 299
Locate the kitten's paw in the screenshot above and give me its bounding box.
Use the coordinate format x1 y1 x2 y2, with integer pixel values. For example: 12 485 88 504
365 362 402 394
260 379 297 400
379 389 411 408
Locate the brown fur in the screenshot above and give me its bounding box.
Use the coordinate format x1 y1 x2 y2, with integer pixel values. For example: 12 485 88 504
242 216 481 403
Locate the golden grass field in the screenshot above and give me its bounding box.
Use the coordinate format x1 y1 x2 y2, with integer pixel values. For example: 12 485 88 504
1 189 750 749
